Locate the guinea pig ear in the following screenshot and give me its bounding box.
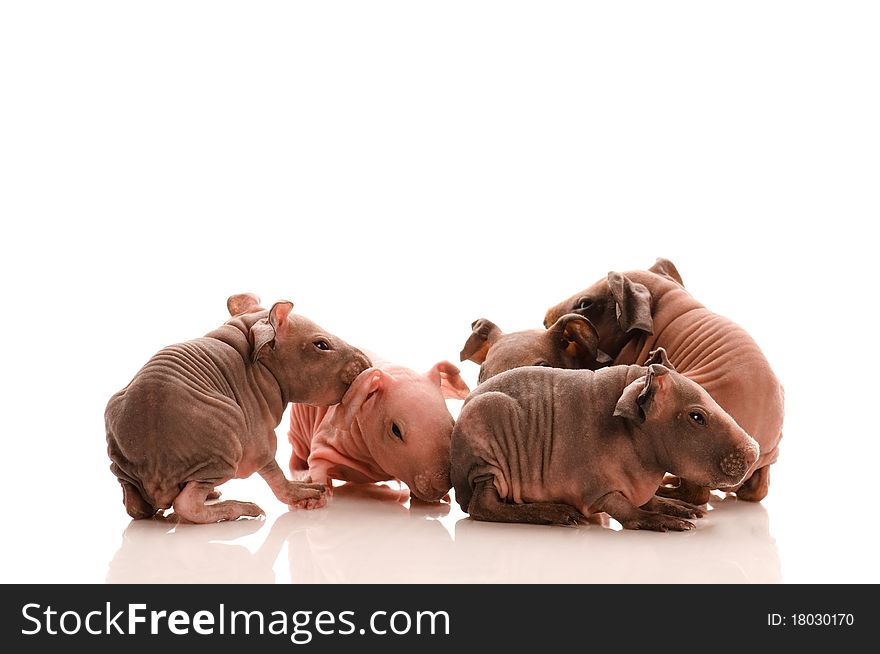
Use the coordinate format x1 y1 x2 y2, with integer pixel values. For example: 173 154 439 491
613 364 670 423
648 258 684 287
227 293 264 317
548 314 601 365
644 347 674 370
607 272 654 335
426 361 471 400
329 368 389 429
250 301 294 363
460 319 502 364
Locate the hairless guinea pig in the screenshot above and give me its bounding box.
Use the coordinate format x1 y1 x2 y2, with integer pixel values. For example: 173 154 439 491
544 257 784 504
288 356 471 502
451 348 759 531
459 314 612 383
105 293 370 523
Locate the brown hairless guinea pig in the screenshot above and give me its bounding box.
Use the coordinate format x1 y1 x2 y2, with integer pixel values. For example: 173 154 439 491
459 314 612 383
105 293 371 523
544 258 784 504
451 348 759 531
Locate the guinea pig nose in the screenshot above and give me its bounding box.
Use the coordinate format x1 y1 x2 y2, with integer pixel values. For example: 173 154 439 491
412 473 432 500
341 360 366 385
720 448 751 479
353 350 371 371
412 470 451 503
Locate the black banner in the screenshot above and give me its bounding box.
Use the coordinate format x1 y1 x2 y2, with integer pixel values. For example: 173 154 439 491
1 584 870 651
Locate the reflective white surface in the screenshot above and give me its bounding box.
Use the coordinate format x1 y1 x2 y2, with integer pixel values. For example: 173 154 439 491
106 485 781 584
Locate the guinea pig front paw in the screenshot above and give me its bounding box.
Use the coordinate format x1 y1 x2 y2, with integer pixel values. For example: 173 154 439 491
234 502 266 519
288 496 328 510
279 480 327 505
642 496 706 519
655 483 711 506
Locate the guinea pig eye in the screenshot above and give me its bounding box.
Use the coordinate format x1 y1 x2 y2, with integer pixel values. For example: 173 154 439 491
689 411 706 426
391 423 403 440
577 298 593 311
313 340 331 351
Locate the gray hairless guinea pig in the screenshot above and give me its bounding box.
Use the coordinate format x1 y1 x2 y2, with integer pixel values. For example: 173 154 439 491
451 348 759 531
105 293 370 523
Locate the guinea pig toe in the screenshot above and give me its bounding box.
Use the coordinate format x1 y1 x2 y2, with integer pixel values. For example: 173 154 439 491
649 496 705 519
658 516 696 531
237 502 265 519
628 514 695 531
569 512 588 527
282 480 327 505
671 499 704 519
288 495 328 511
543 504 585 526
688 506 706 519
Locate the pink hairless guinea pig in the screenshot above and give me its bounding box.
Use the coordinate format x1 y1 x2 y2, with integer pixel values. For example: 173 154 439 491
288 356 470 502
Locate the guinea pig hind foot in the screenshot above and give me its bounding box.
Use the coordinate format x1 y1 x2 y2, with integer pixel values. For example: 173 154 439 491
468 479 587 527
172 481 264 523
593 491 695 532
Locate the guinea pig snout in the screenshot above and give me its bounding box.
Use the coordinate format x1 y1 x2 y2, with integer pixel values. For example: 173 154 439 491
412 469 452 503
720 441 759 480
341 353 370 385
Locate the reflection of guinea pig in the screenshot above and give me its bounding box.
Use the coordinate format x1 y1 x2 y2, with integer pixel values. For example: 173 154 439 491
670 496 781 583
452 497 780 583
106 517 276 583
285 484 455 583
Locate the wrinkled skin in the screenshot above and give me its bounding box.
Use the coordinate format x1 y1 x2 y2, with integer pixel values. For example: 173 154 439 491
451 353 759 531
544 258 784 503
289 356 470 502
105 293 370 523
460 314 611 383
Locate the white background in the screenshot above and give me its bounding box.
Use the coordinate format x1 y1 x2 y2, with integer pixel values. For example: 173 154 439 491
1 1 878 583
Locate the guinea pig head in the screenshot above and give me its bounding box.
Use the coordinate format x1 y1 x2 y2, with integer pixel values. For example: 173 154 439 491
543 271 653 361
460 315 610 383
352 362 470 501
542 258 685 360
241 297 371 407
612 355 759 489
